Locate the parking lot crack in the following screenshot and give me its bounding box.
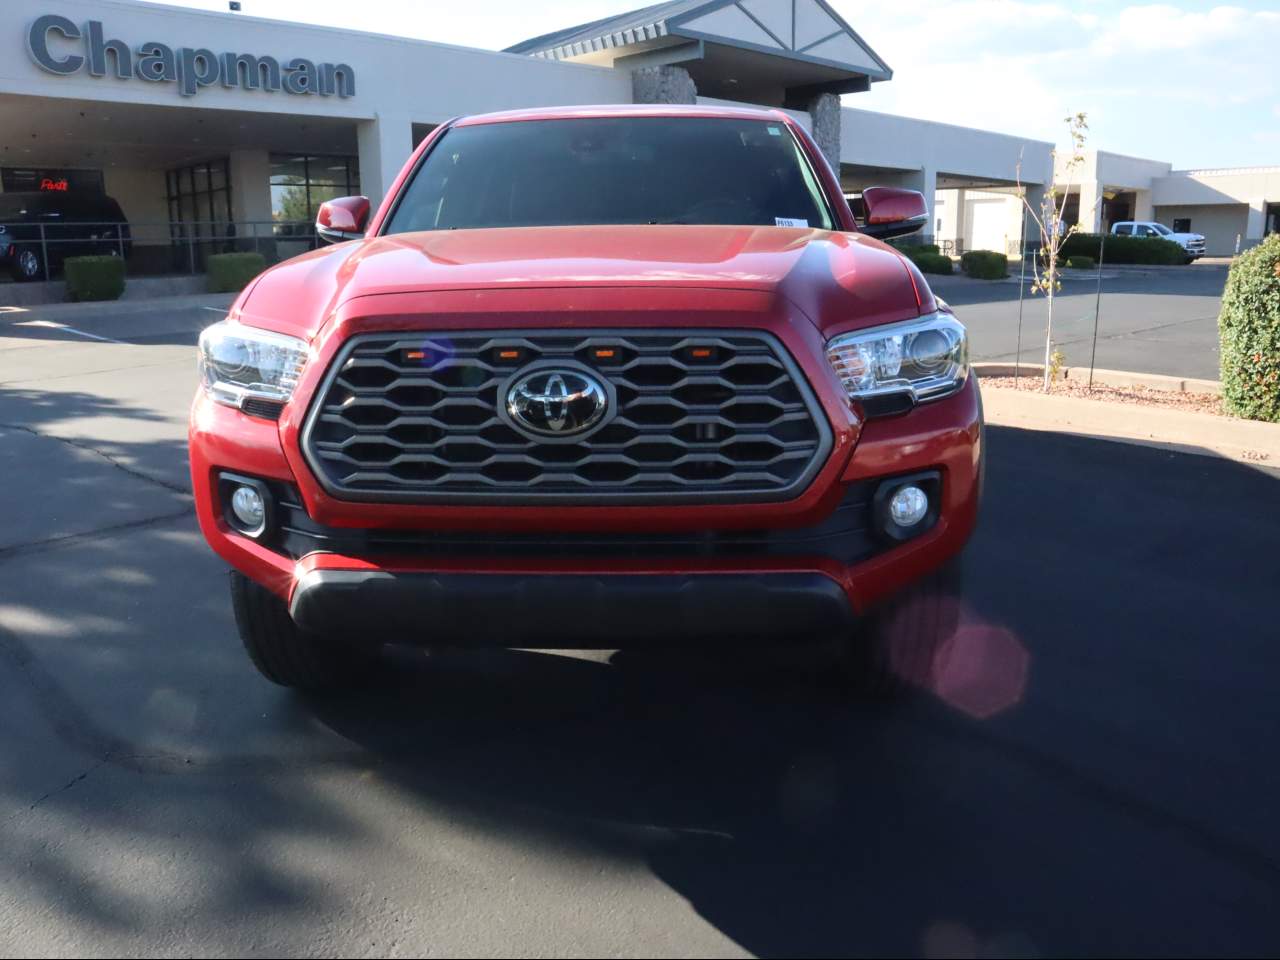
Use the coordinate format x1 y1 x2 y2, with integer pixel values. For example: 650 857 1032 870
0 508 192 563
0 420 191 496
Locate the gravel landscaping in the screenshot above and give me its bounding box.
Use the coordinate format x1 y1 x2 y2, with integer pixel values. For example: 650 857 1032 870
980 375 1224 416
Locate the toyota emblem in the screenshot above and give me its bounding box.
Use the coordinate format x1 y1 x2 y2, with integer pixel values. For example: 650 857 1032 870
505 367 609 438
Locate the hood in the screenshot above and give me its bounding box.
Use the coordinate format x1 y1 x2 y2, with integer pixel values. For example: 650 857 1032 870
235 224 929 340
1170 232 1205 242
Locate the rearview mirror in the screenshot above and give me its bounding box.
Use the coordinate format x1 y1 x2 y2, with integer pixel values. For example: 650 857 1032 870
316 196 371 244
858 187 929 241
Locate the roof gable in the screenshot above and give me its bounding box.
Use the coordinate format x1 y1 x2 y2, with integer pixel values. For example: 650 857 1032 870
505 0 891 80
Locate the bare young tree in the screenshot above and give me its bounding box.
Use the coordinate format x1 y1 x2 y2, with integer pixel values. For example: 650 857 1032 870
1017 113 1092 392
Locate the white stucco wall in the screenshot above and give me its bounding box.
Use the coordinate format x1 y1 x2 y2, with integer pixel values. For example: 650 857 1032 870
4 0 632 122
841 107 1053 186
102 164 168 243
1153 203 1251 256
4 0 633 203
935 188 1025 255
1152 167 1280 206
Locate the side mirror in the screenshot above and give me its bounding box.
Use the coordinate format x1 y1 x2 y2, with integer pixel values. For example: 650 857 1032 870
316 196 371 244
858 187 929 241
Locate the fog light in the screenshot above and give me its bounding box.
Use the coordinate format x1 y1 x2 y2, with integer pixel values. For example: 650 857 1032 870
230 484 266 535
889 484 929 527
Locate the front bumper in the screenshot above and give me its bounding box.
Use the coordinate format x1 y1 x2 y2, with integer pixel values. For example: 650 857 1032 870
291 567 854 647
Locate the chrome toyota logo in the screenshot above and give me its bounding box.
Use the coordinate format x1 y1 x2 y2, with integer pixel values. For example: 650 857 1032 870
506 368 609 437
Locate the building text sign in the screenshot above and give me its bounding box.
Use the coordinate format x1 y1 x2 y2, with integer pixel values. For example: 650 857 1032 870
26 14 356 98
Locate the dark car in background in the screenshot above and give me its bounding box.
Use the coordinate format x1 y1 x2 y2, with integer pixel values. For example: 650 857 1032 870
0 190 131 281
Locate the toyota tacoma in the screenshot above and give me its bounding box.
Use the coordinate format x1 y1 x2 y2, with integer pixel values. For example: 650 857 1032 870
190 104 982 692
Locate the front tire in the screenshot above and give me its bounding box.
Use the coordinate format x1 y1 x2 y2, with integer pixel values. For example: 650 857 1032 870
230 571 365 689
845 557 964 696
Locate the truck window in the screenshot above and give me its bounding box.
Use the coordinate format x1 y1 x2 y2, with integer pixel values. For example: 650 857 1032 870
386 116 836 233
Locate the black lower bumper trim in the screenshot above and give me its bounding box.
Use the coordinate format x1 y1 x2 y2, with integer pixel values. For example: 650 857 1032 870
290 570 855 648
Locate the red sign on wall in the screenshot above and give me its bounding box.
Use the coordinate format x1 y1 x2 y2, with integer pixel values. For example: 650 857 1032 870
39 177 69 191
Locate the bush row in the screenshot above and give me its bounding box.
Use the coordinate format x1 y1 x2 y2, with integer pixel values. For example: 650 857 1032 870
1061 233 1186 265
960 250 1007 279
911 252 953 275
60 252 267 302
64 256 125 302
206 252 267 293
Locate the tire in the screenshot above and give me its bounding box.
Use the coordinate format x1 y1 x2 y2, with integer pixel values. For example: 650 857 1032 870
844 556 964 697
229 570 366 689
10 247 44 282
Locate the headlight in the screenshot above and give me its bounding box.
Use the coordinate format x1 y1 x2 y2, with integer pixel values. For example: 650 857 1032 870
197 320 308 409
825 312 967 414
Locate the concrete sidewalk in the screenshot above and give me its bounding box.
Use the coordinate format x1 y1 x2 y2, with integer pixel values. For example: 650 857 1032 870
982 384 1280 466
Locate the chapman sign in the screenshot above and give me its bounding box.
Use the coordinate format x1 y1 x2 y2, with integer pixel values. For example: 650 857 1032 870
26 14 356 98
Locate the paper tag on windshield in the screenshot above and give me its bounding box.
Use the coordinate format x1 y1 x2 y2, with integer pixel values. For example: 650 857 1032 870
775 217 809 228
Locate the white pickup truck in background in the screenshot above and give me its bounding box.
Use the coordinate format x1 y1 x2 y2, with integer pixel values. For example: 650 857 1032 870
1111 221 1206 262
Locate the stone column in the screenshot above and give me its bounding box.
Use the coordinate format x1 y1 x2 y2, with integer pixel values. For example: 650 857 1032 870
631 65 696 104
1134 188 1154 222
1245 196 1266 248
1077 179 1103 233
807 92 841 173
1020 184 1046 260
229 149 272 225
357 110 414 209
952 188 968 253
901 167 937 246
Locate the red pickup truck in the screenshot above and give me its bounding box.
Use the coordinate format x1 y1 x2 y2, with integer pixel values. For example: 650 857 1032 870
190 104 981 693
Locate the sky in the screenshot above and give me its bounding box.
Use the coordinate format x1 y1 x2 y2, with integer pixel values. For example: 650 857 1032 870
153 0 1280 169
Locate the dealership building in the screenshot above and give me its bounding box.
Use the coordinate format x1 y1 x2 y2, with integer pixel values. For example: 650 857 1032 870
2 0 1276 271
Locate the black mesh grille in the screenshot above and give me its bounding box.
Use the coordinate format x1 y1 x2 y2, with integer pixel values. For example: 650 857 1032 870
301 330 831 504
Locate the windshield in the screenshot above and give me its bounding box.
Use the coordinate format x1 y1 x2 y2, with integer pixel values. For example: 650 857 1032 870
385 116 835 234
1152 223 1172 235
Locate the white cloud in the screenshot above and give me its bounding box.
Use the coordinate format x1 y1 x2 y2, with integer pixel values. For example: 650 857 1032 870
843 1 1280 166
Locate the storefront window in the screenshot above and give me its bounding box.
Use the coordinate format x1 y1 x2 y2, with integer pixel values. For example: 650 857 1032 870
269 154 360 235
166 159 233 230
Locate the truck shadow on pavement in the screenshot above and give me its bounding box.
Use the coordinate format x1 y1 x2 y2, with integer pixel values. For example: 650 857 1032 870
303 427 1280 957
2 422 1280 955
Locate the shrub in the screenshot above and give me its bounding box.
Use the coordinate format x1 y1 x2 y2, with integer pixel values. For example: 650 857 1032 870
1219 233 1280 422
207 252 267 293
890 240 940 256
912 252 953 275
64 255 125 302
960 250 1008 279
1067 255 1095 270
1061 232 1185 265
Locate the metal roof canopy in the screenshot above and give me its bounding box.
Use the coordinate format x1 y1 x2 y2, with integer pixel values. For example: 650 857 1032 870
504 0 892 106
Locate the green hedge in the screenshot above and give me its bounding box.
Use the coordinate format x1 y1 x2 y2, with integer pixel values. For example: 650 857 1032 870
1061 233 1185 265
912 252 953 275
207 252 267 293
1219 233 1280 422
1067 255 1096 270
890 241 940 256
64 255 125 302
960 250 1008 279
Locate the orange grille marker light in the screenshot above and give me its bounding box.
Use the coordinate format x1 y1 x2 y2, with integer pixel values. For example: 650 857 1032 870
691 348 713 359
594 348 616 359
405 350 426 360
499 349 520 360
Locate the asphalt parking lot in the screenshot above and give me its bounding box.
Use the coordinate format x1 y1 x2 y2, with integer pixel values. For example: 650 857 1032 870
2 297 1279 956
933 262 1228 381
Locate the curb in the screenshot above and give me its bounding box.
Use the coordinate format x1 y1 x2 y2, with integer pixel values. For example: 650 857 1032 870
974 362 1220 396
0 291 236 320
980 387 1280 468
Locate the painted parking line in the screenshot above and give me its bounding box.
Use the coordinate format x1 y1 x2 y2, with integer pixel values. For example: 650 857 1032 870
13 319 127 345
